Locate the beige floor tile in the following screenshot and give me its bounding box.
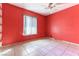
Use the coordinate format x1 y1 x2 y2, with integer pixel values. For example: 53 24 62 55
0 38 79 56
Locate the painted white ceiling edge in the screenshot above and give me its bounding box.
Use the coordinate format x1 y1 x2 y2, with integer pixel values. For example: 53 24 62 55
10 3 78 16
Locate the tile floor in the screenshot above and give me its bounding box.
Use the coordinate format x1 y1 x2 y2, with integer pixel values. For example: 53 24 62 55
0 38 79 56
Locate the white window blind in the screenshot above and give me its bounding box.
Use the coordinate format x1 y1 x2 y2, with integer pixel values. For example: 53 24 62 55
23 15 37 35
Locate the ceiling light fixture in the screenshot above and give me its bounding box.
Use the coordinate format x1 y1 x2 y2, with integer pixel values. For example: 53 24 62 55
46 3 63 14
47 3 56 14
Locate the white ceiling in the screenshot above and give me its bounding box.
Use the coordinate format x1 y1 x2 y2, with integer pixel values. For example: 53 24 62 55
10 3 78 16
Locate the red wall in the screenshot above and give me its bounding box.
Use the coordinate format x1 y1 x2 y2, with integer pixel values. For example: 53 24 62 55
3 3 79 46
47 5 79 44
2 3 46 46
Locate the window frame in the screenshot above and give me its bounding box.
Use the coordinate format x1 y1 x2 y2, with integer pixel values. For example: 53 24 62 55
23 15 38 36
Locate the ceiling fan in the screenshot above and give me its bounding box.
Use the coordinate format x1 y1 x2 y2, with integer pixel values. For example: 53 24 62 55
48 3 56 9
47 3 63 9
43 3 63 14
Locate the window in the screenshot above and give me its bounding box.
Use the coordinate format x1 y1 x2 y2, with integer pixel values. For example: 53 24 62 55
23 15 37 35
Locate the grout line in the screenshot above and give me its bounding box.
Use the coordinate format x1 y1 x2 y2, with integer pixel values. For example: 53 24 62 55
61 44 70 56
22 45 31 56
13 47 15 56
44 43 62 56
